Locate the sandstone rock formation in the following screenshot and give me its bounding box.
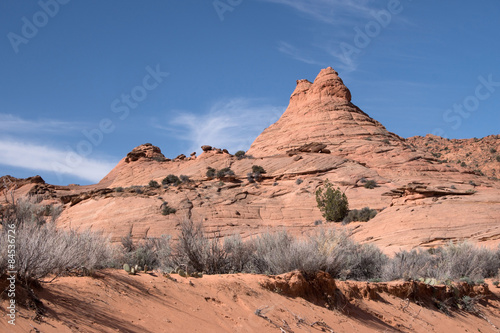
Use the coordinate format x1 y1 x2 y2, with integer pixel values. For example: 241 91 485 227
2 67 499 254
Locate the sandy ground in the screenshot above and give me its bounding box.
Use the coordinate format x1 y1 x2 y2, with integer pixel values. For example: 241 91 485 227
2 269 500 333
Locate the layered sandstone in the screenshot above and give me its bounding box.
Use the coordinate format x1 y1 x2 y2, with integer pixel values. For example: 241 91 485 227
2 67 499 254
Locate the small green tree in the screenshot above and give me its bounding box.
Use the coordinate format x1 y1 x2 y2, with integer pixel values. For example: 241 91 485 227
315 179 349 222
234 150 246 159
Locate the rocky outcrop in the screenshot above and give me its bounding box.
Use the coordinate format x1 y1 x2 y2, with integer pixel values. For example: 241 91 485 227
247 67 401 161
125 143 165 162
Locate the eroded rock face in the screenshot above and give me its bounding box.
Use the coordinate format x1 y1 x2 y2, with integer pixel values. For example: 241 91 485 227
125 143 165 162
247 67 398 160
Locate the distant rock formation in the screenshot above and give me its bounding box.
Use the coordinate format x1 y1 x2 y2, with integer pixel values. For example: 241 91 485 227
247 67 399 159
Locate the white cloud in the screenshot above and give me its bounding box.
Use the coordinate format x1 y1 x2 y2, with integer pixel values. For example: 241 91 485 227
0 139 116 183
0 113 85 134
159 98 285 154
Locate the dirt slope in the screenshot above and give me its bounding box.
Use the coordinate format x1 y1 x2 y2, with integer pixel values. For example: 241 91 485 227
2 270 500 333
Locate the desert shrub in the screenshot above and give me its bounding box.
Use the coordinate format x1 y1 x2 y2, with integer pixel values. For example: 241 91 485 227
343 207 377 223
497 156 500 162
250 230 301 274
251 165 266 174
247 165 266 183
149 180 160 188
307 228 386 280
121 232 135 252
130 186 144 194
460 295 481 313
162 174 181 186
295 178 303 185
461 162 467 167
115 187 124 192
363 180 378 189
180 175 190 183
206 167 216 179
0 199 112 283
14 196 46 226
120 235 172 271
174 219 228 274
382 249 435 281
315 180 349 222
247 172 260 183
490 148 497 154
248 228 386 280
384 242 500 282
224 234 255 273
160 202 176 215
234 150 246 159
432 241 500 281
216 167 235 180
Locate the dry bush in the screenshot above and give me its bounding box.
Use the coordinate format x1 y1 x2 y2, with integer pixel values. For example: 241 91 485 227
385 242 500 282
0 196 112 284
249 228 386 280
175 219 229 274
382 249 434 281
251 230 302 274
432 241 500 281
224 234 254 272
307 228 386 280
120 235 172 270
11 222 111 283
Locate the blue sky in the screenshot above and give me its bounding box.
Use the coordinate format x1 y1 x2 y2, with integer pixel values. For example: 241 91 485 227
0 0 499 185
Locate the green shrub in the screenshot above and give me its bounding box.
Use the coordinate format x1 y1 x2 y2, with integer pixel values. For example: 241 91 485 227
251 165 266 174
490 148 497 154
343 207 377 223
496 156 500 162
247 166 266 183
149 180 160 188
234 150 246 159
216 167 235 180
180 175 190 183
161 202 176 215
315 179 349 222
461 162 467 167
364 180 378 189
115 187 124 192
162 174 181 186
206 167 216 179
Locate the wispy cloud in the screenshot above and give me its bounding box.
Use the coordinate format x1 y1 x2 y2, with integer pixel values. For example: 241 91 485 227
0 113 85 134
277 41 329 67
156 98 285 154
262 0 413 72
0 139 116 183
260 0 375 24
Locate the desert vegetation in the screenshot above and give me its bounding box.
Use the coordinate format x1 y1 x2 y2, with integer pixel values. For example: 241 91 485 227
0 196 112 286
2 195 500 289
315 179 349 222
